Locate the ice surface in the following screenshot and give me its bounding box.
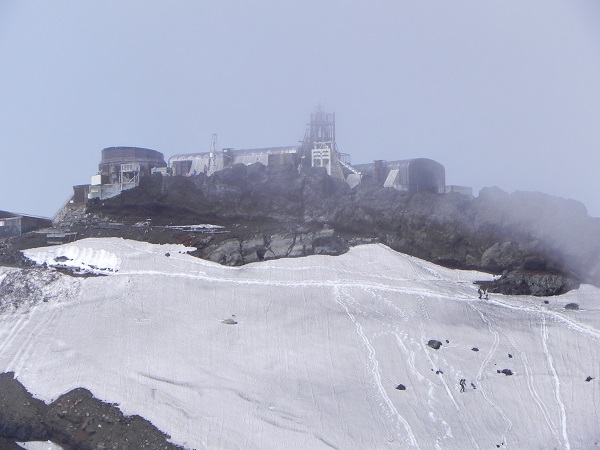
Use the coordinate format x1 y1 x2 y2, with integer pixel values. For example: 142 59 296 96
2 238 600 449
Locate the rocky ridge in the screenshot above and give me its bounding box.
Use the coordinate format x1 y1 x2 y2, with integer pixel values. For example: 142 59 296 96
6 162 600 296
82 163 600 295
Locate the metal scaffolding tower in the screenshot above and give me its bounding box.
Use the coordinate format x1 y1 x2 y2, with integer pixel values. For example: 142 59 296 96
301 106 345 180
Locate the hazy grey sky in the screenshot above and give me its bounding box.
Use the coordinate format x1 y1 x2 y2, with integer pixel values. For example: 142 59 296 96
2 1 600 218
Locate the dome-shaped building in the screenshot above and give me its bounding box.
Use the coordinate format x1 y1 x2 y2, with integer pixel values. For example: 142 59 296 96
99 147 167 184
71 146 168 204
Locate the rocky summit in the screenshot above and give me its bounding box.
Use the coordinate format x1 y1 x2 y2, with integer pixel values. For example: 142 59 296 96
5 163 599 296
80 163 599 295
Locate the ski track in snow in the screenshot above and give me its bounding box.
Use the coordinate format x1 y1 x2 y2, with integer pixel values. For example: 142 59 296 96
359 287 458 447
521 352 562 444
11 306 60 376
541 316 571 450
333 286 419 448
116 268 459 302
486 297 600 342
5 240 600 449
414 293 481 449
502 319 566 449
469 304 512 448
117 255 595 449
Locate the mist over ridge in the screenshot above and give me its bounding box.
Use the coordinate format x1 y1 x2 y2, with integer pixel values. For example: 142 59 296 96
80 162 600 293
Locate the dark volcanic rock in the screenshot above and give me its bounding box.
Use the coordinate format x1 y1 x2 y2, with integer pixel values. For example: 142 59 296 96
0 373 49 441
70 164 600 291
427 340 443 350
0 372 183 449
487 270 578 297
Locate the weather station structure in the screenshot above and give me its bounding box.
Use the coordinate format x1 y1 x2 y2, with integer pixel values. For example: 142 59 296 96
68 147 167 209
61 106 470 222
89 146 167 200
299 107 351 180
169 133 299 177
0 210 52 238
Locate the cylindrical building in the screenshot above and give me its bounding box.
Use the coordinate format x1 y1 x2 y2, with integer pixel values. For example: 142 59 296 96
99 147 167 184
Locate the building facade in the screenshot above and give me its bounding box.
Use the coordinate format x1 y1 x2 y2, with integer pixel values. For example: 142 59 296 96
0 211 52 238
85 147 167 201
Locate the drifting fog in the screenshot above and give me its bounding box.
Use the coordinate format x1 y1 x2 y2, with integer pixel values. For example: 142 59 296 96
1 1 600 217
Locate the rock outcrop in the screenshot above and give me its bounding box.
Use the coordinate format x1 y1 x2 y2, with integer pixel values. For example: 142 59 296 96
0 372 183 449
55 163 600 293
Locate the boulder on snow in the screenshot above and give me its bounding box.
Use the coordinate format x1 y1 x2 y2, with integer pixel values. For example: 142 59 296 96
427 340 443 350
497 369 513 376
489 270 578 296
395 384 406 391
565 303 579 310
472 347 479 352
222 318 238 325
585 376 594 382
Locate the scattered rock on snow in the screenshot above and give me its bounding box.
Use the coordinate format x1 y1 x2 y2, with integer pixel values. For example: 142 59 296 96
427 340 443 350
222 318 238 325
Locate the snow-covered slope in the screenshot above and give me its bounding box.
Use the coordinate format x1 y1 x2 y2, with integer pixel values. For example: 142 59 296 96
1 238 599 449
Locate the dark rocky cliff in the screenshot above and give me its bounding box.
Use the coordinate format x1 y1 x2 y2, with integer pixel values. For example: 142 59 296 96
80 163 600 295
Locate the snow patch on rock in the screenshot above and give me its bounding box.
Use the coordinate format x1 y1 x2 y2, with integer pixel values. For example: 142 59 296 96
21 238 196 275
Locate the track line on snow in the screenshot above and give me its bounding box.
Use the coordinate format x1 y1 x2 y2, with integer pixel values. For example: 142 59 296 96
521 353 562 444
0 313 28 358
417 324 480 448
470 305 499 382
485 298 600 342
469 305 513 447
114 269 465 303
8 305 60 376
541 317 571 450
502 325 564 448
333 287 420 448
414 295 481 448
391 330 456 445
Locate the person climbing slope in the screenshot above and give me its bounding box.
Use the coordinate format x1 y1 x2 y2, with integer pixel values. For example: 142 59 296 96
459 378 466 392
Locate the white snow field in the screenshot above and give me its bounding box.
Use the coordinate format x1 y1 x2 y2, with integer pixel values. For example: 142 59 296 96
1 237 599 449
17 441 64 450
